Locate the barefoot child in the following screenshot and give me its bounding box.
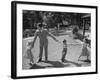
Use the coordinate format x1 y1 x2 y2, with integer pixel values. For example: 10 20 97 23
25 41 34 65
78 38 90 61
61 39 68 62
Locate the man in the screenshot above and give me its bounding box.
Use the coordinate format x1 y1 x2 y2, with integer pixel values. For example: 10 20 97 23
31 23 59 62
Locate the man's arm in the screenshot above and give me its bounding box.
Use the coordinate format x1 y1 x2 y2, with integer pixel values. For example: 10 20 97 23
31 31 38 48
48 32 59 42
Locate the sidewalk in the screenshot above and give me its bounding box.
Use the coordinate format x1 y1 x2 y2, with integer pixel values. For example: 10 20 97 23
22 30 91 69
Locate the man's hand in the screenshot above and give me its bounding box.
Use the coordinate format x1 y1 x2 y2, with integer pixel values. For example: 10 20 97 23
56 40 59 42
57 40 62 44
56 40 61 43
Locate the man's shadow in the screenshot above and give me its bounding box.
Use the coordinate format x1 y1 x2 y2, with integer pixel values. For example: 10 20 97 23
42 60 70 68
30 60 83 69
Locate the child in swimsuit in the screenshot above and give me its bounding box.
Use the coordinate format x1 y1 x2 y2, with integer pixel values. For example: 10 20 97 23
25 41 34 65
61 39 67 62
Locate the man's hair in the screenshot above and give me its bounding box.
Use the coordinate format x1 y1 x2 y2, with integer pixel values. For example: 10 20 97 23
63 39 67 43
38 23 43 28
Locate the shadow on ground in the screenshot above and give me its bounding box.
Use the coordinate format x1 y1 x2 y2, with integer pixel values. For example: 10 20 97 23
29 59 92 69
63 60 82 67
78 59 91 63
43 61 68 68
30 64 46 69
29 60 83 69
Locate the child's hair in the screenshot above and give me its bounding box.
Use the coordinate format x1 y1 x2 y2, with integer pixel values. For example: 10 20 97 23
63 39 67 43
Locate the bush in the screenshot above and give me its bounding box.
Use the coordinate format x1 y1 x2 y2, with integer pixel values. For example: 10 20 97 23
23 29 36 38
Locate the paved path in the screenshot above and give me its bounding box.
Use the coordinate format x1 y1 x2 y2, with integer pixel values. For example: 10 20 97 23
22 31 91 69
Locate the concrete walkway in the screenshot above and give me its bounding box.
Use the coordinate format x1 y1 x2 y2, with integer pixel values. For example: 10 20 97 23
22 30 91 69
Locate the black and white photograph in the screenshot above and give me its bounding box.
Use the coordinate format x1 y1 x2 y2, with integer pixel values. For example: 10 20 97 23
22 10 91 69
11 1 97 79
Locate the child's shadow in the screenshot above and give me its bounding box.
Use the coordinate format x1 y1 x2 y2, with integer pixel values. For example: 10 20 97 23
30 64 46 69
63 60 82 67
79 59 91 63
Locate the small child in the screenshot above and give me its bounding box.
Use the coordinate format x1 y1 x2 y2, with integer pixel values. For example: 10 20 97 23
61 39 67 62
25 41 34 65
78 38 90 61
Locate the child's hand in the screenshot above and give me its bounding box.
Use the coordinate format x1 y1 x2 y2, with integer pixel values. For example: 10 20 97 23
31 44 34 49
